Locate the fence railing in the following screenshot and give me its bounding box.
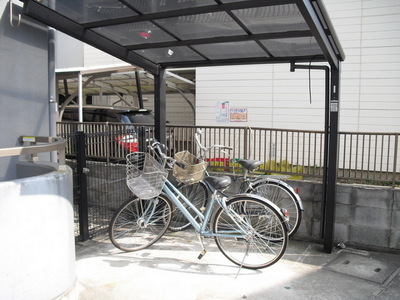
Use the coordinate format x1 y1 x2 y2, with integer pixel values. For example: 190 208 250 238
57 122 400 187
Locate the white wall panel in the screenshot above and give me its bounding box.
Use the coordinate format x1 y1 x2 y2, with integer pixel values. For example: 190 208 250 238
144 93 195 125
196 0 400 133
55 32 83 69
84 44 128 68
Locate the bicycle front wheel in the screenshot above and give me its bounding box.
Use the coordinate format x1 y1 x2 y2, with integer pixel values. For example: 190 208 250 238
212 196 288 269
248 181 302 237
168 181 208 232
109 194 172 252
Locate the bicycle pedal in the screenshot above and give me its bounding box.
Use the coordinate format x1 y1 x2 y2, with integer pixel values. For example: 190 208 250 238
198 250 207 260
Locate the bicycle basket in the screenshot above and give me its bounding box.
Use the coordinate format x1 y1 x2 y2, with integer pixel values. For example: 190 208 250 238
126 152 168 199
173 151 208 185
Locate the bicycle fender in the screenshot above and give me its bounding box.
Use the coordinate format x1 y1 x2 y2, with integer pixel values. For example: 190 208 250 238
251 177 304 211
225 193 287 222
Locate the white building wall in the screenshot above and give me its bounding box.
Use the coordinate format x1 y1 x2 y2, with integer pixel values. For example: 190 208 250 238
55 31 83 69
196 0 400 133
84 44 128 68
0 2 51 180
144 93 195 125
196 64 326 130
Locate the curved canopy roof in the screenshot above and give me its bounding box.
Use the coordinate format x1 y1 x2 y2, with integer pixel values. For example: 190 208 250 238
22 0 344 75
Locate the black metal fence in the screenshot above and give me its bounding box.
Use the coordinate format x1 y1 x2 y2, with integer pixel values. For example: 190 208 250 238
63 131 133 241
57 123 400 240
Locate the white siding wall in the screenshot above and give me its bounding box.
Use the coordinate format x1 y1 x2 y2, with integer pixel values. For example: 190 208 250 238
196 64 326 130
55 32 83 69
144 93 195 125
196 0 400 133
329 0 400 132
84 44 128 68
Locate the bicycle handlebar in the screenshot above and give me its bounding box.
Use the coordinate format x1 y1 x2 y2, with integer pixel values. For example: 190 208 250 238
149 141 185 169
195 129 233 161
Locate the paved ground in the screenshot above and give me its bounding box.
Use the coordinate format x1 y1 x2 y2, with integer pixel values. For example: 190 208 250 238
69 230 400 300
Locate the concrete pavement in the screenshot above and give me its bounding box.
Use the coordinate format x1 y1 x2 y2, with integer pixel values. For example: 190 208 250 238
69 230 400 300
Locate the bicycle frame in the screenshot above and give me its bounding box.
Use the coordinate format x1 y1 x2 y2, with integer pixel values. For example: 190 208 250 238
162 179 252 239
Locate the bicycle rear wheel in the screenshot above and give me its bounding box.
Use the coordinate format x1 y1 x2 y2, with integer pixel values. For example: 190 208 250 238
109 194 172 252
248 181 302 237
168 181 208 231
212 196 288 269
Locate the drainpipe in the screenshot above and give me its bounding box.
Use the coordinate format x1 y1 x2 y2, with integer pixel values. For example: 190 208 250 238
78 72 83 122
48 27 58 163
291 62 332 250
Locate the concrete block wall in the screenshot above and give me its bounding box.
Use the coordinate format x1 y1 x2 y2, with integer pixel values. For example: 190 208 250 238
290 180 400 252
78 164 400 252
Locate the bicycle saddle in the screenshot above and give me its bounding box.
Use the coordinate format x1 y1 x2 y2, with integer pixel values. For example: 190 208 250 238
237 159 262 172
204 175 231 191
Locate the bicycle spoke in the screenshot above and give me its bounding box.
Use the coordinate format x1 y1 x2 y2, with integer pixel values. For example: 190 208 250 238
109 195 172 252
250 181 302 237
213 197 287 269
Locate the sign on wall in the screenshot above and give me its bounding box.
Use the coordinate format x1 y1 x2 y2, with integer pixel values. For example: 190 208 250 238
216 101 230 123
216 101 248 123
230 108 248 122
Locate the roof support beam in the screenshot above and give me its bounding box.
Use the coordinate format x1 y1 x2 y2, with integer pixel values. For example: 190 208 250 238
92 80 130 95
126 30 313 51
295 0 339 69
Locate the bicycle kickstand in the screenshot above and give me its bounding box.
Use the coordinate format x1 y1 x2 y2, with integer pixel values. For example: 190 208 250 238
235 237 251 278
195 233 207 260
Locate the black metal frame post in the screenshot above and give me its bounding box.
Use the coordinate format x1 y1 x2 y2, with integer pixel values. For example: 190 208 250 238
323 67 341 252
138 126 146 152
76 131 89 241
154 68 167 147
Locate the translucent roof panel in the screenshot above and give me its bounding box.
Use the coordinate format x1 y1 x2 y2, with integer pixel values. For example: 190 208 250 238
193 41 268 60
261 37 322 57
38 0 138 23
92 22 176 46
125 0 217 14
23 0 345 74
157 12 246 40
232 4 309 33
134 47 206 64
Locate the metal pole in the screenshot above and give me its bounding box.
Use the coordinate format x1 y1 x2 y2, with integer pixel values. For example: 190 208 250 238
76 131 89 241
135 71 144 109
323 66 340 253
78 72 83 123
154 68 167 147
48 27 58 162
138 126 146 152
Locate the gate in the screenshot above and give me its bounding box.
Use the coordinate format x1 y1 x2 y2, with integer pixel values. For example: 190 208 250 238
63 129 139 241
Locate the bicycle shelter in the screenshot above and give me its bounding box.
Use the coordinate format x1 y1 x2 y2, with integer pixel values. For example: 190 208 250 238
22 0 345 252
